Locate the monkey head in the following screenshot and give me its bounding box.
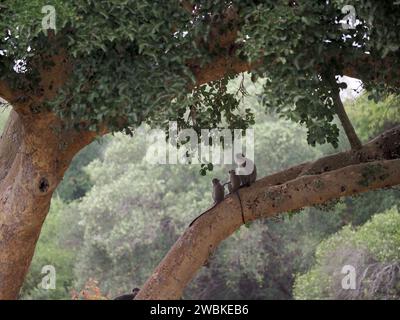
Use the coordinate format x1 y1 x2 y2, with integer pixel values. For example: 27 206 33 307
235 153 246 166
212 178 220 185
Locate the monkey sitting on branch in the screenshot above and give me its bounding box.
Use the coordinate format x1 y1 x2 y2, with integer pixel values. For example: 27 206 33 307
189 154 257 227
227 169 241 193
189 178 225 226
235 153 257 187
227 169 246 224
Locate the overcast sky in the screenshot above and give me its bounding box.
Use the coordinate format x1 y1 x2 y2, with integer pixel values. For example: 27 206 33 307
340 76 363 101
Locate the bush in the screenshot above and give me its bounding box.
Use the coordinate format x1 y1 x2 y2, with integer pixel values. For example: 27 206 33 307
293 207 400 300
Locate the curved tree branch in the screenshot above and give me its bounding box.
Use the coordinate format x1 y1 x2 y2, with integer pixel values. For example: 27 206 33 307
136 126 400 299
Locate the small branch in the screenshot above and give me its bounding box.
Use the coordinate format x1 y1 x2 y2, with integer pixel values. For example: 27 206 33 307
332 88 362 150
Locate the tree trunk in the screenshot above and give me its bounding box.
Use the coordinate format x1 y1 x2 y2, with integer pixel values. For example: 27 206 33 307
136 125 400 299
0 110 96 299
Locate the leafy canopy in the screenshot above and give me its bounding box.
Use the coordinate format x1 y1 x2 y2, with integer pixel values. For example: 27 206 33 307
1 0 400 145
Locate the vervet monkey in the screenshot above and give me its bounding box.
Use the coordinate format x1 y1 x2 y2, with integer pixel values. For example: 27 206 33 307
228 170 241 194
228 169 245 224
212 178 225 204
235 153 257 187
189 178 225 226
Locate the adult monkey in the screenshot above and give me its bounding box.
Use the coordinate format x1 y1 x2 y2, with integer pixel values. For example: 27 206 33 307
235 153 257 187
189 178 225 227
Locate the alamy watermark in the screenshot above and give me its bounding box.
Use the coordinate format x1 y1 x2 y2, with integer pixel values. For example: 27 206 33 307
143 122 255 174
341 265 357 290
41 5 56 34
40 265 56 290
341 5 357 30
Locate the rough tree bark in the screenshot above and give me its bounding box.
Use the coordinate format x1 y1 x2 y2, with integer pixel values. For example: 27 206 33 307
0 51 100 299
136 125 400 299
0 109 97 299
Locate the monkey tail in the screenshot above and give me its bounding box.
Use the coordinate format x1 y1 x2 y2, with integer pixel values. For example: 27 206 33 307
188 203 218 227
236 192 245 225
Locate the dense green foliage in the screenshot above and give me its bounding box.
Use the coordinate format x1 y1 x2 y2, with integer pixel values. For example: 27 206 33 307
2 1 400 143
293 207 400 300
347 94 400 142
56 138 109 202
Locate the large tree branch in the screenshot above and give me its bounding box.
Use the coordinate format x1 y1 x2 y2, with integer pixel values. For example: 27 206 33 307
136 126 400 299
193 55 258 87
0 80 16 103
192 50 398 90
300 125 400 176
137 160 400 300
340 53 400 87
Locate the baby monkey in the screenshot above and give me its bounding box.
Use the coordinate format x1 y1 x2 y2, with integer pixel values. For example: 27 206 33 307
212 178 225 204
228 170 241 194
227 169 245 224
